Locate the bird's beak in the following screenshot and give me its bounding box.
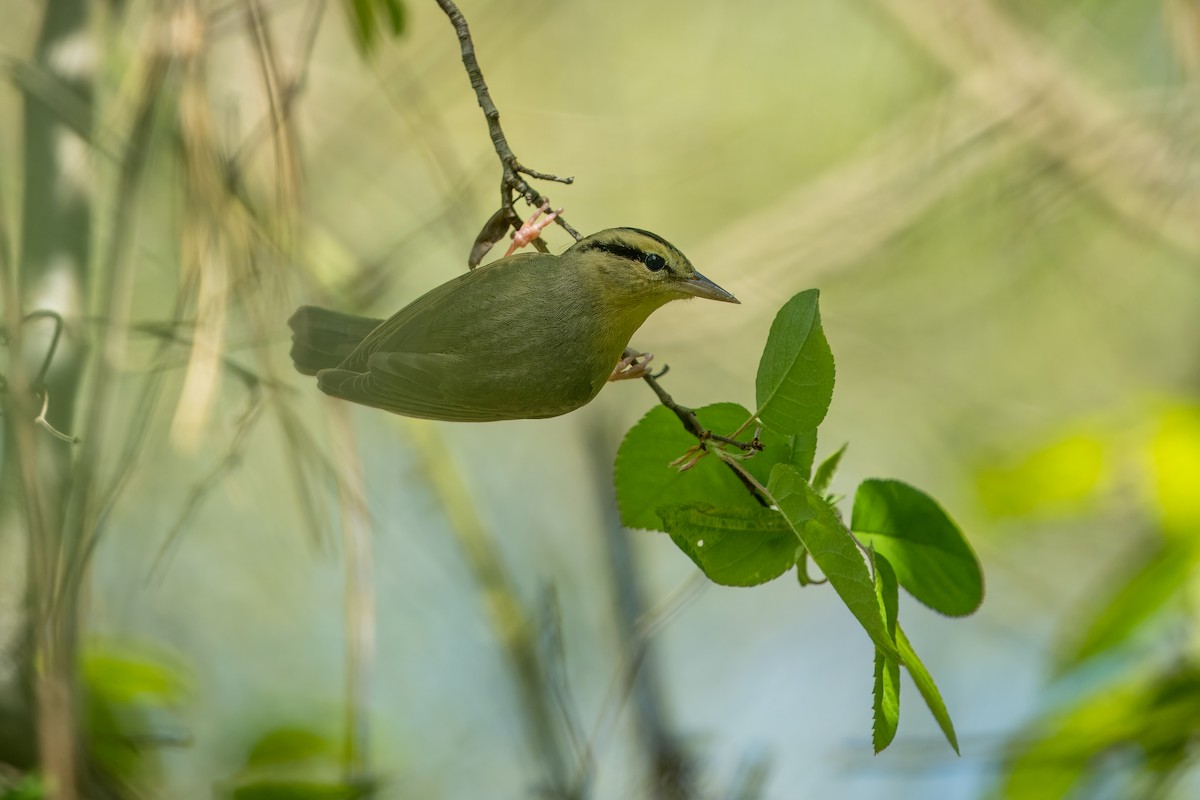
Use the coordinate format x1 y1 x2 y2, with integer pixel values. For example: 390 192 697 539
678 271 740 304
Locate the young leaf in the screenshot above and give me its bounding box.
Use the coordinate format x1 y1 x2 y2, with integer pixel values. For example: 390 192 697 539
768 464 900 660
897 624 959 754
754 289 836 435
873 555 901 753
852 479 983 617
615 403 760 531
658 504 796 587
812 442 847 496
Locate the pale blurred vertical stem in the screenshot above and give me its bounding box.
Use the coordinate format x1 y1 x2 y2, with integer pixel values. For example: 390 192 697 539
3 0 96 791
171 1 230 450
51 13 166 798
405 421 572 795
586 423 693 800
328 402 375 781
244 0 302 244
0 174 55 777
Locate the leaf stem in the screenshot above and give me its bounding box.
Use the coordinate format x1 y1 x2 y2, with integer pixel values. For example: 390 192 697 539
640 367 770 507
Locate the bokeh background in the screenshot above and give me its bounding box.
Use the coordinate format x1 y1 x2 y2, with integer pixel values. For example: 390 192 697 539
3 0 1200 798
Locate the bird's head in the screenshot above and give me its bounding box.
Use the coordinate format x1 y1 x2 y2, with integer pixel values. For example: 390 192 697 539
568 228 739 310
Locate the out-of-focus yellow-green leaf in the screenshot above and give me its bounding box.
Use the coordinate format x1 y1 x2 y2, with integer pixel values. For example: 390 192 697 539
342 0 406 58
976 431 1109 518
1147 404 1200 537
221 726 374 800
83 644 191 785
244 727 336 769
999 667 1200 799
1056 536 1196 672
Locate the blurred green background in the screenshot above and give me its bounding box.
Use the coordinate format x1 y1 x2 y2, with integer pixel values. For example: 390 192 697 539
3 0 1200 798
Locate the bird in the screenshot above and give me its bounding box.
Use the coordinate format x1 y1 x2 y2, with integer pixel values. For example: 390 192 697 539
288 222 738 422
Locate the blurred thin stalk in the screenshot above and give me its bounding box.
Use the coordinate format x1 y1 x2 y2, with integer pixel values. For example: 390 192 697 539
698 77 1015 333
47 21 167 800
0 147 49 777
329 402 374 782
243 0 303 247
867 0 1200 256
697 8 1200 343
405 421 576 798
170 5 231 451
0 0 96 791
241 0 380 782
1165 0 1200 78
585 422 694 800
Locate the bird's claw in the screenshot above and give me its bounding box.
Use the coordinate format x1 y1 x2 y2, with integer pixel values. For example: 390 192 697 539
608 351 654 382
504 203 562 256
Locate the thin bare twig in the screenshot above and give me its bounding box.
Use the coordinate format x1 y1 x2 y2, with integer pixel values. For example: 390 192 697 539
433 0 581 242
433 1 768 508
639 368 770 506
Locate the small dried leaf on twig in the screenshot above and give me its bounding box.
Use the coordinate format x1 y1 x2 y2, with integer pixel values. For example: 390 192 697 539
468 207 520 268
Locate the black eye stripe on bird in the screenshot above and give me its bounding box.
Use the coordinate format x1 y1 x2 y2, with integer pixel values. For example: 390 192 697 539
584 241 665 266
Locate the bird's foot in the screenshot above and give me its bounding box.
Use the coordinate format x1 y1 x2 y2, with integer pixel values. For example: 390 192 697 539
504 203 562 256
608 351 654 381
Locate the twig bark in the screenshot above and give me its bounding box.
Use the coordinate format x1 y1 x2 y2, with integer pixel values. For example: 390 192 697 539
640 370 770 506
434 0 581 242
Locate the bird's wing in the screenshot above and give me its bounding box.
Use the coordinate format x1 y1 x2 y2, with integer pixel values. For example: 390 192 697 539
316 351 522 422
337 254 544 372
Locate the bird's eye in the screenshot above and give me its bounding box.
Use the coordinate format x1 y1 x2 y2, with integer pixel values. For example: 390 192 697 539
643 253 666 272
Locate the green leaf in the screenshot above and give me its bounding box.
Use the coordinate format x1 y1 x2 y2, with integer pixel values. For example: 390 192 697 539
897 624 959 754
225 726 374 800
1056 536 1195 672
244 727 335 768
380 0 406 35
83 646 190 781
615 403 760 531
229 780 371 800
851 479 983 617
657 504 796 587
873 555 901 753
975 431 1109 518
767 464 899 660
754 289 836 435
346 0 375 53
811 442 847 496
343 0 406 56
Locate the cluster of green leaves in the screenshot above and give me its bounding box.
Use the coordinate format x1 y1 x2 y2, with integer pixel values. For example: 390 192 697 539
981 404 1200 797
614 290 984 753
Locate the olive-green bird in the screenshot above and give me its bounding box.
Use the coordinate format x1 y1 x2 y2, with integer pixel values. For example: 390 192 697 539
288 227 737 422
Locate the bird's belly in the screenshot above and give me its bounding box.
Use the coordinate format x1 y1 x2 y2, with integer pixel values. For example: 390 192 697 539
444 344 611 418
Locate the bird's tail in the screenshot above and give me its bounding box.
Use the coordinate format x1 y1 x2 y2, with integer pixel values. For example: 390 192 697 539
288 306 384 375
